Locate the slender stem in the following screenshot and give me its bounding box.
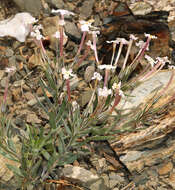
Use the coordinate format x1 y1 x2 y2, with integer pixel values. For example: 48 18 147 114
92 32 99 64
139 61 163 81
104 69 109 87
114 43 123 67
122 40 133 70
66 79 71 102
59 14 65 57
77 31 87 56
59 26 64 57
111 43 116 65
77 45 90 67
109 92 121 114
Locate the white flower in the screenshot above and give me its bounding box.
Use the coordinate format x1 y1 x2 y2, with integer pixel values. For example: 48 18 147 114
145 55 157 67
79 20 94 32
31 24 44 40
112 82 124 97
91 72 102 81
5 66 16 73
89 30 100 37
119 90 124 97
98 65 116 70
30 30 43 40
72 101 79 111
117 38 129 44
156 56 170 65
98 87 112 97
144 33 157 39
51 9 75 16
62 68 75 79
53 31 60 39
112 82 121 90
130 34 138 41
136 40 149 50
168 65 175 69
86 40 95 50
33 24 43 30
58 19 66 26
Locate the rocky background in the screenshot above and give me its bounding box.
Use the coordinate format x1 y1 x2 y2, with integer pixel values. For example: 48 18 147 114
1 0 175 189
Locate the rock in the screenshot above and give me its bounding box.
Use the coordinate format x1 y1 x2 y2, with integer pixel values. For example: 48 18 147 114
120 151 144 162
129 2 152 15
0 136 21 181
12 88 21 102
0 70 4 80
168 172 175 188
42 16 68 50
84 65 95 82
24 92 35 101
5 48 14 57
46 0 64 9
65 21 81 40
109 172 125 188
62 165 99 183
26 113 42 124
79 0 95 19
78 90 93 107
0 12 37 42
158 162 173 175
1 77 8 88
12 0 43 16
117 71 173 113
89 174 109 190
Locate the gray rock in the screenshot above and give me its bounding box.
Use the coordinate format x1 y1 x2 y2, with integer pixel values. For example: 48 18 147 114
80 0 95 19
78 90 93 107
109 172 125 183
62 165 99 183
84 66 95 82
46 0 64 9
129 2 152 15
117 71 173 113
65 21 81 40
5 48 14 57
120 151 144 162
12 0 43 16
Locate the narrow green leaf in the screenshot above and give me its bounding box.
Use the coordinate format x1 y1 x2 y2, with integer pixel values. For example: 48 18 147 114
6 164 23 177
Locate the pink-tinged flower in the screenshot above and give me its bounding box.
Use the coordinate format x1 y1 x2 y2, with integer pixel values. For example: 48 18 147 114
168 65 175 69
136 40 149 51
58 19 66 26
53 31 60 39
144 33 157 39
98 65 116 70
61 68 76 80
79 19 94 32
130 34 138 41
91 72 102 81
30 31 43 40
117 38 129 44
51 9 75 16
106 39 120 44
31 24 44 40
5 66 16 73
86 40 95 50
156 56 170 65
98 87 112 97
145 55 157 67
112 82 121 91
112 82 124 97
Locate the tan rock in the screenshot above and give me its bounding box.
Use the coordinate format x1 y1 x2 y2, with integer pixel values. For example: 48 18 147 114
168 172 175 188
158 162 173 175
